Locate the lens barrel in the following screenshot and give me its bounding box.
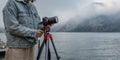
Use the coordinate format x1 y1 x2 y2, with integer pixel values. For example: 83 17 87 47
48 16 58 24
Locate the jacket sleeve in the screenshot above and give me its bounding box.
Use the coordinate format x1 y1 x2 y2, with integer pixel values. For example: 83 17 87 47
3 6 37 38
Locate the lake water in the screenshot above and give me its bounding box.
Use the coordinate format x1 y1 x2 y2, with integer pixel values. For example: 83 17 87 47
1 32 120 60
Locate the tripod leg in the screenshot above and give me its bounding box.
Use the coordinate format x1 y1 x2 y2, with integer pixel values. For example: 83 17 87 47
45 40 48 60
45 33 52 60
51 40 60 60
37 40 45 60
48 48 51 60
45 40 51 60
38 40 40 50
47 40 51 60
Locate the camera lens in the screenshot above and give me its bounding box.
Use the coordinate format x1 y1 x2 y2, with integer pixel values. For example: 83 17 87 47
48 16 58 24
55 16 59 23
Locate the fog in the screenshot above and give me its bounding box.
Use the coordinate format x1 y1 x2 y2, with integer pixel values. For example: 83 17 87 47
0 0 120 30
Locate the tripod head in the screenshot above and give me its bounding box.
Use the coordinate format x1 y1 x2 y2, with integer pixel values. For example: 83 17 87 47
44 24 52 33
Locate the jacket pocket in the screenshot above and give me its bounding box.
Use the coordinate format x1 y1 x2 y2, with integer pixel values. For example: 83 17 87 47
18 12 29 24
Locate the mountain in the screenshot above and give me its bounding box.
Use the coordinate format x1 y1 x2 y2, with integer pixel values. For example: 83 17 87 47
55 12 120 32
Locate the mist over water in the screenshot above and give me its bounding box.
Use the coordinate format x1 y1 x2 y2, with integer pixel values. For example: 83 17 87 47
52 0 120 31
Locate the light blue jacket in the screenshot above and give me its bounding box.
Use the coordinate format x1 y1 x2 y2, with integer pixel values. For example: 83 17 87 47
3 0 41 48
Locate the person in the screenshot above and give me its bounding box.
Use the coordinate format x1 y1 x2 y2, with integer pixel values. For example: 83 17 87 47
2 0 43 60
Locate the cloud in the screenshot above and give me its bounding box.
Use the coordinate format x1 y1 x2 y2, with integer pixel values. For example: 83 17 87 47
52 0 120 31
1 0 120 28
53 10 77 23
91 0 120 14
46 0 120 28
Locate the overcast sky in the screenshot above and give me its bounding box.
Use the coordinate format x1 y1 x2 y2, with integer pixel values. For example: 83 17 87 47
0 0 120 28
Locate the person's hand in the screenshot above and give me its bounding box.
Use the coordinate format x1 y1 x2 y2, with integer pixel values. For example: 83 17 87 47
36 30 44 37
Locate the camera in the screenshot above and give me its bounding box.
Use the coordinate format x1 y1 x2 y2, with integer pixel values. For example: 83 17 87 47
41 16 59 26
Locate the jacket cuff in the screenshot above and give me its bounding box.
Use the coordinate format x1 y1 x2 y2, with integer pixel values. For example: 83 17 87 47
30 29 37 38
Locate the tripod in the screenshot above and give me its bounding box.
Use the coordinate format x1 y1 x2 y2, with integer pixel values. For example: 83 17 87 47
37 25 60 60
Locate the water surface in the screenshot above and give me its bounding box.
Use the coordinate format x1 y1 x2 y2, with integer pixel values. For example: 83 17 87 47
1 32 120 60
